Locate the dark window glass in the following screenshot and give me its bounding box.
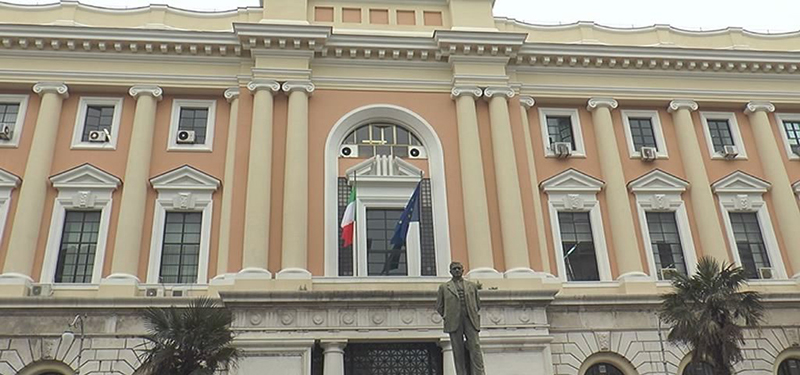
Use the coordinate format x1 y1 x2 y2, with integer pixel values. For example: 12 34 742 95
343 123 423 158
783 120 800 155
585 363 624 375
546 116 575 149
558 212 599 281
159 212 202 284
778 358 800 375
55 211 101 283
646 212 687 279
0 102 19 128
337 178 354 276
311 343 324 375
81 105 115 141
178 107 209 143
683 362 714 375
707 119 736 153
344 342 443 375
367 208 407 276
729 212 771 279
629 117 657 150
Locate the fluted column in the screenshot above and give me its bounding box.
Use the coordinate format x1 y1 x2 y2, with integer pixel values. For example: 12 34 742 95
106 85 162 282
278 81 314 279
214 88 240 278
439 339 456 375
668 100 729 262
451 86 497 278
1 82 68 281
321 340 346 375
587 98 647 279
483 87 534 277
519 96 553 276
745 101 800 278
240 80 280 278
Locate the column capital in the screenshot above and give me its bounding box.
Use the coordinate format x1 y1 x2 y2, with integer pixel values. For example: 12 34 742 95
483 86 515 100
586 97 618 112
224 87 240 103
519 95 535 110
320 340 347 353
282 80 315 95
668 99 698 113
32 82 68 98
744 101 776 115
128 85 163 101
247 79 281 93
451 85 482 100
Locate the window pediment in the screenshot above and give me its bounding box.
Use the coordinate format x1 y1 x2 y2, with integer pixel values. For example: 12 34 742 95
49 163 120 191
0 168 20 190
628 169 689 193
150 165 220 192
540 168 604 193
345 155 424 184
712 170 770 195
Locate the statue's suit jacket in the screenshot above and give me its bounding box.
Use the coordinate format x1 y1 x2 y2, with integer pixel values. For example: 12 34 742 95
436 279 481 333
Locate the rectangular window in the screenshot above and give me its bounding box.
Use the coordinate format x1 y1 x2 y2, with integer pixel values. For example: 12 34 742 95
629 117 658 150
366 208 407 276
558 212 599 281
159 212 202 284
707 119 736 153
0 102 19 129
546 116 575 149
783 120 800 155
81 105 115 141
178 107 209 144
55 211 101 283
646 212 687 279
729 212 771 279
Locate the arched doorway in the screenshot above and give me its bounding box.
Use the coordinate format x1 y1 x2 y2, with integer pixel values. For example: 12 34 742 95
585 363 625 375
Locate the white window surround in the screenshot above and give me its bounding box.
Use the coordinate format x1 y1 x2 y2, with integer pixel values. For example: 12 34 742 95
628 169 697 282
146 165 220 284
774 113 800 161
621 109 669 159
0 94 30 148
323 104 451 277
70 96 124 150
712 171 786 279
167 99 217 152
699 111 748 160
41 164 120 284
0 169 20 252
537 107 587 158
541 168 612 282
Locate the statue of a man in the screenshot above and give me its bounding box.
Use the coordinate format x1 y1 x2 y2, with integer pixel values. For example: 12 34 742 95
436 261 485 375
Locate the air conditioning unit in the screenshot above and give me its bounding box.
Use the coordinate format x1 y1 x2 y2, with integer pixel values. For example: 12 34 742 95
722 145 739 159
640 146 658 162
551 142 572 158
176 130 196 144
88 129 110 143
339 144 358 158
145 287 165 297
758 267 774 280
660 268 679 281
30 284 53 297
408 145 427 159
0 125 12 141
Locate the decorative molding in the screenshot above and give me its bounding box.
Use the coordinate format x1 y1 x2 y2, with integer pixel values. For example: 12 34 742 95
712 170 771 194
586 97 618 112
281 80 315 95
224 87 240 102
451 85 482 99
0 169 21 189
628 169 689 194
483 86 515 99
744 101 776 114
247 79 280 93
49 163 121 190
149 165 221 192
667 99 698 113
519 96 535 109
128 85 163 100
32 82 68 98
540 168 604 193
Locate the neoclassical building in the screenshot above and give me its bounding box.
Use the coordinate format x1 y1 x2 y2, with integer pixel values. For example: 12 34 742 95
0 0 799 374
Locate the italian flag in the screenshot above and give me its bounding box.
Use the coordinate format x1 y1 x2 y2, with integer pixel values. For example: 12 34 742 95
340 186 356 247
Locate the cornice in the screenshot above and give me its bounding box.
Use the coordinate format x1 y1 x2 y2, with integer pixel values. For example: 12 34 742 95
451 85 483 99
233 23 331 51
744 101 776 114
32 82 68 98
247 79 280 93
224 87 240 102
667 99 699 113
128 85 163 100
483 86 515 99
282 80 315 95
586 97 618 111
519 96 535 109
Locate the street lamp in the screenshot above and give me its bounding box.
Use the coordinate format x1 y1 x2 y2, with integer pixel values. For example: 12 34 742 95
61 314 85 374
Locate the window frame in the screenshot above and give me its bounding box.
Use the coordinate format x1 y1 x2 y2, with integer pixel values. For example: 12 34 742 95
167 99 217 152
0 169 20 253
774 113 800 161
537 108 586 158
699 111 748 160
0 94 30 148
70 97 124 150
621 109 668 159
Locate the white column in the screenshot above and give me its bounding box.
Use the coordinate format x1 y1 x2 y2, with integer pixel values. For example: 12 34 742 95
214 87 240 279
277 81 314 279
439 339 456 375
321 340 346 375
1 82 68 282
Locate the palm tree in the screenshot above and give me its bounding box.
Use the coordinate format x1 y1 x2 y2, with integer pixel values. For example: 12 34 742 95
137 297 240 375
660 256 764 375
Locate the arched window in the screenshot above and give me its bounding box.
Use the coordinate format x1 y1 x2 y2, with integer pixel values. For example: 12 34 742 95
779 358 800 375
341 123 425 159
683 362 714 375
585 363 624 375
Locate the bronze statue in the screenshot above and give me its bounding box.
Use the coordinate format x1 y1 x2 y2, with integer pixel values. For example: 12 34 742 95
436 261 485 375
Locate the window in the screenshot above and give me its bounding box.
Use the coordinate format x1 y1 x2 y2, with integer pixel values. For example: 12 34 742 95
558 212 599 281
71 97 123 150
585 363 624 375
0 94 30 148
168 99 216 151
160 212 203 284
341 123 424 159
0 169 20 253
55 211 101 283
775 113 800 160
683 362 714 375
538 108 586 157
621 110 668 159
779 359 800 375
366 208 406 276
700 112 747 159
646 212 687 278
729 212 771 279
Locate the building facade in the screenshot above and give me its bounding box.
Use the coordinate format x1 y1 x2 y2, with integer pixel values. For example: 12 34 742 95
0 0 799 374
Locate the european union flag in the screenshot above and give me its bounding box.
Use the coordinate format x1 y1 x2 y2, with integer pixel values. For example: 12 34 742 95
383 181 422 274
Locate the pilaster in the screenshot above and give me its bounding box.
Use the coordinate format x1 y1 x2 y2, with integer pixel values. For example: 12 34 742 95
215 87 241 278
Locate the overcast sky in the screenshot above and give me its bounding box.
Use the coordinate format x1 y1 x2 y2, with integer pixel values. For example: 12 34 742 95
4 0 800 33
